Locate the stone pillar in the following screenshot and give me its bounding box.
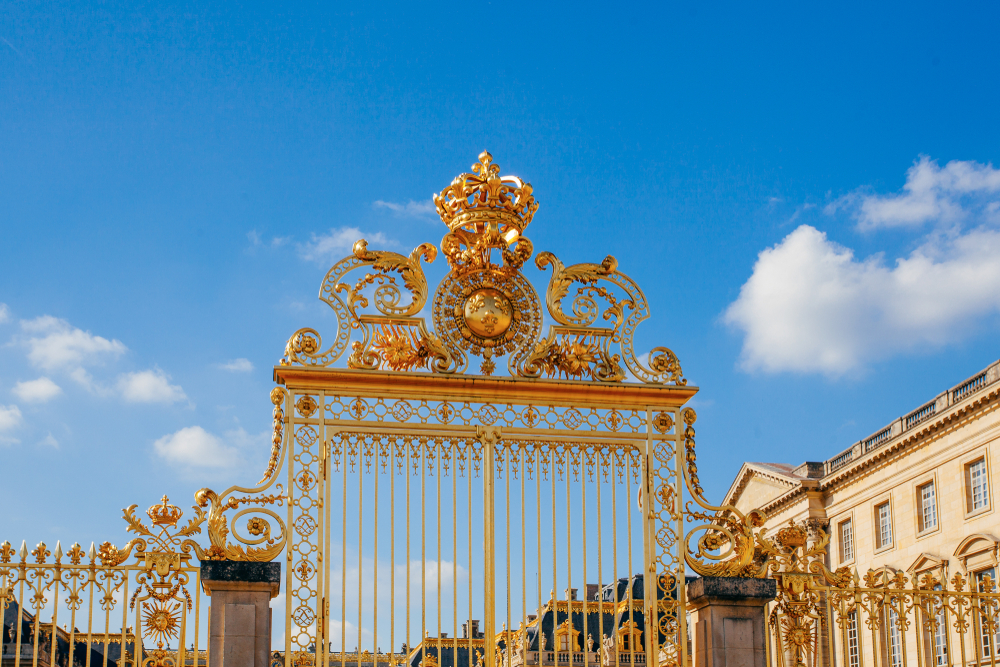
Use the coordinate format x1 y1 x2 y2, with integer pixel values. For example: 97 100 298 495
201 560 281 667
687 576 775 667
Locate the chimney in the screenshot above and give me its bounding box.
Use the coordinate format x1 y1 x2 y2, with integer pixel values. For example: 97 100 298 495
463 620 481 639
528 615 537 623
585 584 600 601
565 588 578 601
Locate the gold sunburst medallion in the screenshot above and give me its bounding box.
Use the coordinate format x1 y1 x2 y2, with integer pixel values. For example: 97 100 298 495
142 600 181 648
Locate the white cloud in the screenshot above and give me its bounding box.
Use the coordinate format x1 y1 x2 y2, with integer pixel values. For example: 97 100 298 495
247 230 290 248
724 224 1000 376
117 369 187 404
373 198 436 218
19 316 127 373
217 358 254 372
153 426 239 468
0 304 9 324
37 433 58 448
299 227 394 263
830 156 1000 230
0 405 22 432
12 377 62 403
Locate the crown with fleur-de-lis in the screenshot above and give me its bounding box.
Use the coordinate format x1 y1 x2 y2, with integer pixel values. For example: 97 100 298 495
147 496 183 527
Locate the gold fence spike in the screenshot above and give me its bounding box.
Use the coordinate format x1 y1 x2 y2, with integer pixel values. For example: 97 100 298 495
19 540 27 562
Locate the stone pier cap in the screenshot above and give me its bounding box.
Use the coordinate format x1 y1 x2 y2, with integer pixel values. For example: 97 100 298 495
201 561 281 598
687 576 775 602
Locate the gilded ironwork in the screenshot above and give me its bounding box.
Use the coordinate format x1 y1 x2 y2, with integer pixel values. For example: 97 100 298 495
277 150 685 385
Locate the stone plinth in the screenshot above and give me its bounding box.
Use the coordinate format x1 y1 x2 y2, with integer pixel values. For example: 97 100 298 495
687 576 775 667
201 561 281 667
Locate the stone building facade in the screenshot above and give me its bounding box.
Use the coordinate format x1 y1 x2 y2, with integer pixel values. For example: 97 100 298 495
724 359 1000 663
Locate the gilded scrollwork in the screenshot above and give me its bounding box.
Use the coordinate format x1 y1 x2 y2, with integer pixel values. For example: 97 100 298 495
278 151 685 385
680 408 766 578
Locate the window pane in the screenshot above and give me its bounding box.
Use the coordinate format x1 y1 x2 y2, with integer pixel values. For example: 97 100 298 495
971 460 989 511
921 482 937 531
840 519 853 563
847 612 859 667
877 503 892 548
888 607 902 667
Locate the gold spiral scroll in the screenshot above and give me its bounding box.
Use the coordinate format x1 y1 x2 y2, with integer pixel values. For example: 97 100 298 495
679 408 767 577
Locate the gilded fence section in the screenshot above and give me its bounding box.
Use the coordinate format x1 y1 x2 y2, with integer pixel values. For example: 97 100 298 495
761 521 1000 667
2 151 769 667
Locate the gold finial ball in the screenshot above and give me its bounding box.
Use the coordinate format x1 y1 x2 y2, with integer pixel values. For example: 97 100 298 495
463 288 513 339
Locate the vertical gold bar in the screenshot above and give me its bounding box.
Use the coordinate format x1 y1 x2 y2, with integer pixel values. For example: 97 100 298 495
359 437 366 658
422 436 427 665
392 436 397 667
596 446 605 666
453 439 459 667
612 447 620 667
374 435 382 656
506 439 512 667
342 434 349 667
551 443 559 663
468 441 474 667
50 560 60 667
581 446 590 667
68 569 78 667
120 576 128 667
535 445 542 624
625 446 636 667
520 441 527 667
642 409 655 667
484 437 496 667
438 437 443 666
407 436 413 667
31 567 40 667
102 573 110 667
566 440 575 667
85 563 93 667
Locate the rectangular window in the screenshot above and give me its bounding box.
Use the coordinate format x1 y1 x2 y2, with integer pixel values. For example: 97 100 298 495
876 502 893 549
846 611 859 667
839 518 854 563
919 482 938 532
887 607 903 667
968 458 990 512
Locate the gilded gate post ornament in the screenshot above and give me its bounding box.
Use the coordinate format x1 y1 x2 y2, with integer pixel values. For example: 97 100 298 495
279 151 687 384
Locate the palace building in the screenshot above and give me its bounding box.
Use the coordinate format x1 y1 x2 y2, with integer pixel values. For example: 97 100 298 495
724 358 1000 584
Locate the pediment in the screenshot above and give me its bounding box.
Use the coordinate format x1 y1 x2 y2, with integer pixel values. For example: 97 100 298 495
907 553 948 577
954 533 999 571
724 463 803 513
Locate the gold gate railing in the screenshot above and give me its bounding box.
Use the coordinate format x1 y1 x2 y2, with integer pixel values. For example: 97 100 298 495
761 521 1000 667
2 151 766 667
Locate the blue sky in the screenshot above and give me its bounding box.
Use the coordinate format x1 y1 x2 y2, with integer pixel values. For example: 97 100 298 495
2 1 1000 554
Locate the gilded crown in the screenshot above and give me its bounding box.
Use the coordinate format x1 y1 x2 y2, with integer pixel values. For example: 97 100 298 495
147 496 183 527
775 524 807 550
434 151 538 237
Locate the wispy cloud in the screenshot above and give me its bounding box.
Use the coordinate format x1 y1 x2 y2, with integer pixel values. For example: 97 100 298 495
373 198 436 219
0 405 22 444
828 156 1000 231
247 230 291 248
153 426 240 468
216 358 254 372
12 377 62 403
117 369 187 404
37 433 59 449
0 304 10 324
19 316 127 374
299 227 395 263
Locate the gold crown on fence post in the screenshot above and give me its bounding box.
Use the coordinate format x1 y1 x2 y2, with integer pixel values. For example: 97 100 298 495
147 495 183 527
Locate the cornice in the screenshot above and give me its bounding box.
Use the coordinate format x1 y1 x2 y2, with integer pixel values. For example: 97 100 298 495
274 366 698 410
756 384 1000 518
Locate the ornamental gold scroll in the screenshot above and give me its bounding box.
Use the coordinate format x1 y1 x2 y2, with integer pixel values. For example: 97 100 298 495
278 151 687 384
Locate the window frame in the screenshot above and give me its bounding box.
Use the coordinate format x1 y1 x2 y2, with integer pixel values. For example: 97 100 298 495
961 449 993 520
838 514 856 566
914 475 940 537
874 497 895 554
